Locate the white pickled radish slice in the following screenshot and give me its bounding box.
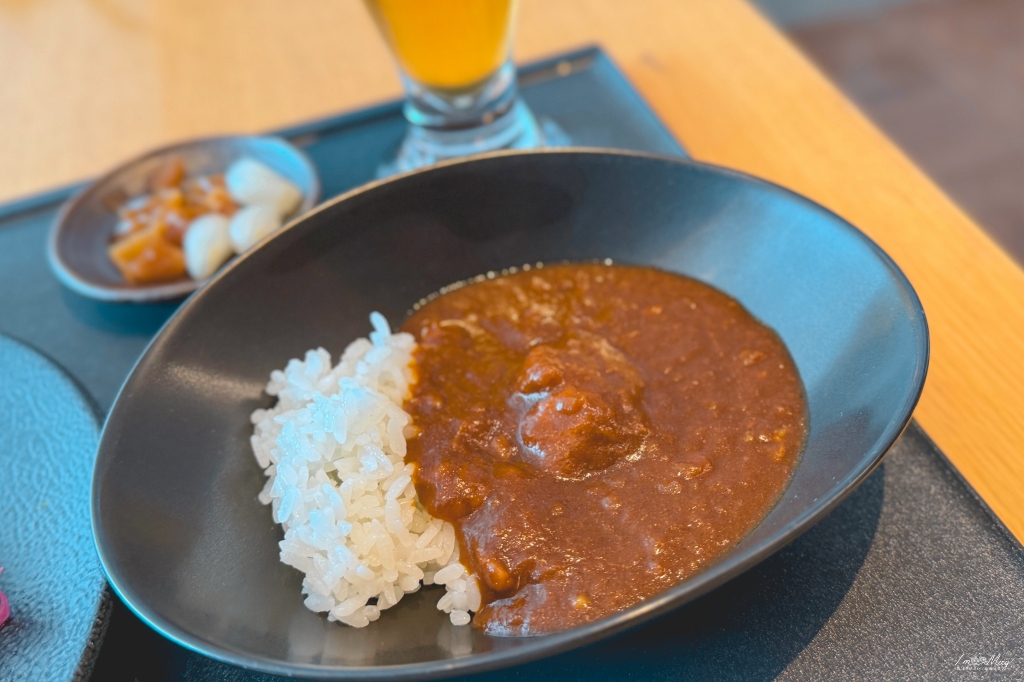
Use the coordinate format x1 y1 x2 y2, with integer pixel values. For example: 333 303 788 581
229 205 282 254
183 214 232 280
225 157 302 218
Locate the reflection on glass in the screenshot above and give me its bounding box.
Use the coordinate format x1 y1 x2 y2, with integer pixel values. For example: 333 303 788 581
365 0 567 175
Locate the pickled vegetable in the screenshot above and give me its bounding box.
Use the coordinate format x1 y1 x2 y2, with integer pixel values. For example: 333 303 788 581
107 154 300 285
108 221 186 283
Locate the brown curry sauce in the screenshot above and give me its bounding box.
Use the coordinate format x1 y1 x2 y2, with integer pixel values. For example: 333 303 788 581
401 264 807 635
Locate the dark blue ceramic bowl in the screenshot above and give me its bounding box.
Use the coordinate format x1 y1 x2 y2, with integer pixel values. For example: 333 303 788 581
92 150 928 680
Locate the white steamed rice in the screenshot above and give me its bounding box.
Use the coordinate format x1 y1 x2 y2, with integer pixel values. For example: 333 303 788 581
249 312 481 627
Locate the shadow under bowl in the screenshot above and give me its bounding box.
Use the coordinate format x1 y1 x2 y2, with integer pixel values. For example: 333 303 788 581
92 149 928 679
48 135 321 303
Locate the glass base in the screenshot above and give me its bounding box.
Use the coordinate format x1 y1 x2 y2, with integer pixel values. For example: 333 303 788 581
377 99 570 178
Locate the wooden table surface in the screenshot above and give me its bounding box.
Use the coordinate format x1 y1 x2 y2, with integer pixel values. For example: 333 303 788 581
3 0 1023 543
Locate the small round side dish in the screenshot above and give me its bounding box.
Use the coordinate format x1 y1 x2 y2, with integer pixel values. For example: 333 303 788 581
92 150 928 679
48 135 320 303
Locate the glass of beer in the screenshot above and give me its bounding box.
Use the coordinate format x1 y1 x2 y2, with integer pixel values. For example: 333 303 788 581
365 0 565 175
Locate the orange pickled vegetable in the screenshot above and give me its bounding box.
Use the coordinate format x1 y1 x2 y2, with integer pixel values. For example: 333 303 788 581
108 221 187 284
182 175 238 216
150 156 186 192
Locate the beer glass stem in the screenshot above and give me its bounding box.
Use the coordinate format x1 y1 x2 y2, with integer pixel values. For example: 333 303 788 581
403 60 518 129
380 58 566 176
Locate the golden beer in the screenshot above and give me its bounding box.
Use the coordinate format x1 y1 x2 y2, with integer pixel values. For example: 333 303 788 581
365 0 517 90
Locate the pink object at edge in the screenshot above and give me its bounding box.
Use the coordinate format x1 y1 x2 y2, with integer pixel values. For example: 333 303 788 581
0 567 9 627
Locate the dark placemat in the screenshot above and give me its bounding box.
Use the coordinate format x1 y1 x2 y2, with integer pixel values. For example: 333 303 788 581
0 47 1021 681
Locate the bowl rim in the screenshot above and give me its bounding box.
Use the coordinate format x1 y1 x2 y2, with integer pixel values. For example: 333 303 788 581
46 134 321 303
92 147 930 680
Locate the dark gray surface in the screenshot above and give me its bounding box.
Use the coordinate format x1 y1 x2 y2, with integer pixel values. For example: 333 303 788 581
0 47 1019 681
0 335 109 682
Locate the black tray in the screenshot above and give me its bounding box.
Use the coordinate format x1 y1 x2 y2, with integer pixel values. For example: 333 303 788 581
0 47 1021 681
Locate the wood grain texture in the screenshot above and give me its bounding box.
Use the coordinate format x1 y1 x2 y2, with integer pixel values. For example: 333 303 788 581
791 0 1024 265
2 0 1023 541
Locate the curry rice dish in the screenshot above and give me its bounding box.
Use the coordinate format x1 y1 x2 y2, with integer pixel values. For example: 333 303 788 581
251 263 807 635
